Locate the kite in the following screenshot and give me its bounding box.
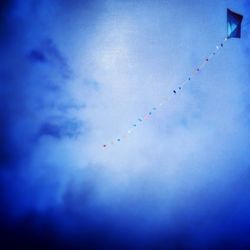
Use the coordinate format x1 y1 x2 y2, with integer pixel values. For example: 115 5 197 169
227 9 243 38
102 9 244 148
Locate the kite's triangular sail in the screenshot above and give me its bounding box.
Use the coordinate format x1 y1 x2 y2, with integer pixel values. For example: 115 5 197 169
227 9 243 38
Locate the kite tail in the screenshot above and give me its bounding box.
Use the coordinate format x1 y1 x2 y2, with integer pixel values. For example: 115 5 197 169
102 37 228 148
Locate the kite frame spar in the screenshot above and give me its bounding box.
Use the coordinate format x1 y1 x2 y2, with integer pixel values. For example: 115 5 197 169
102 8 243 148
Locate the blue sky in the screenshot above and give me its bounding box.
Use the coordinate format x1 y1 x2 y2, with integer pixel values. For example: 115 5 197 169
0 0 250 249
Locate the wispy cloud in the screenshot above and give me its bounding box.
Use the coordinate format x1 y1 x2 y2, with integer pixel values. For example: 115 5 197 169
0 0 250 249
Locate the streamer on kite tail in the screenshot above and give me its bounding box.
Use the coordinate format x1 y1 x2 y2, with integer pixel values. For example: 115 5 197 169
101 38 226 149
102 9 243 149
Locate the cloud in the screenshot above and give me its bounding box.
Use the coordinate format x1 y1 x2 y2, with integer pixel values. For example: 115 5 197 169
0 0 250 249
36 118 82 140
28 49 47 63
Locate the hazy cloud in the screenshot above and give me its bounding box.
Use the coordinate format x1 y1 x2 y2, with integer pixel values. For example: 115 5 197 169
0 0 250 249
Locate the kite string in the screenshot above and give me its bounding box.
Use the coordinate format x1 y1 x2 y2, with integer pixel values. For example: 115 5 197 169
102 37 228 148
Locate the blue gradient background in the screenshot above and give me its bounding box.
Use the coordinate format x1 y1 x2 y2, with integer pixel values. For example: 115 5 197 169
0 0 250 249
